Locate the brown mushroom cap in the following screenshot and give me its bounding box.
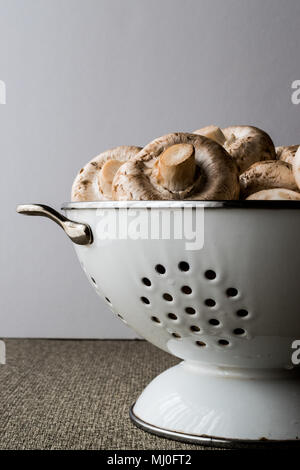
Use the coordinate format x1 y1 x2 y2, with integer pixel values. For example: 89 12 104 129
247 188 300 200
112 133 240 201
71 145 141 201
239 160 298 199
222 125 276 173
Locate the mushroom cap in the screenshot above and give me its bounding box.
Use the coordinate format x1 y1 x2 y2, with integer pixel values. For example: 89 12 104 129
292 146 300 191
247 188 300 200
112 132 240 201
71 145 141 201
276 145 299 165
239 160 297 199
222 125 276 173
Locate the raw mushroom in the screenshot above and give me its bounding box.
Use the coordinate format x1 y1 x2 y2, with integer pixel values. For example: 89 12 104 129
292 146 300 191
247 188 300 200
276 145 299 165
193 125 226 146
222 125 276 173
98 160 124 198
239 160 298 199
112 133 240 201
153 143 196 192
71 145 141 201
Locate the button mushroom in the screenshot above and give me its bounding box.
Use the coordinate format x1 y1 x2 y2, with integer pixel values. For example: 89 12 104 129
276 145 299 165
193 125 226 146
112 133 240 201
71 145 141 201
239 160 298 199
247 188 300 200
222 125 276 173
292 146 300 191
153 143 196 192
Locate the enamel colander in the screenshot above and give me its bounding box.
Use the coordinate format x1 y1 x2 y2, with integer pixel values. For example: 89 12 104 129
17 201 300 447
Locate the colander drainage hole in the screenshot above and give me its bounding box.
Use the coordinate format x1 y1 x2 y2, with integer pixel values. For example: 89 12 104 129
190 325 200 332
141 296 150 305
142 277 151 286
167 313 177 320
105 297 111 304
91 277 97 285
163 293 173 302
226 287 238 297
178 261 190 272
205 298 216 307
155 264 166 275
181 285 192 295
205 270 216 280
151 316 161 324
185 307 196 315
196 341 206 347
209 319 220 326
233 328 245 335
218 339 229 346
237 309 248 318
172 332 181 339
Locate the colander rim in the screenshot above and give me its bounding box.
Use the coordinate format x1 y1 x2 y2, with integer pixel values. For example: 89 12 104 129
62 200 300 210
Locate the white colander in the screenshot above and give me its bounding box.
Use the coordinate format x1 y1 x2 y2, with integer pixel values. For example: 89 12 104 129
17 201 300 447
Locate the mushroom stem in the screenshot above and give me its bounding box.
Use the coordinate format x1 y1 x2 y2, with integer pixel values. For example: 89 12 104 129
155 143 196 192
194 125 226 146
98 159 124 198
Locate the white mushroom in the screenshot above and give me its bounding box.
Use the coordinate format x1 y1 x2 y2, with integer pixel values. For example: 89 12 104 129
71 145 141 201
98 159 124 199
153 143 196 192
222 125 276 173
276 145 299 165
193 125 226 146
247 188 300 200
239 160 298 199
112 133 240 201
292 146 300 191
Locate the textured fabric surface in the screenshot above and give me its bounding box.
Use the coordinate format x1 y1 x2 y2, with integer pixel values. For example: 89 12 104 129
0 339 222 450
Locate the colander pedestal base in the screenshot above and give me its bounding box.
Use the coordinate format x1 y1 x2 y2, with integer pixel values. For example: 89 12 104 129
131 361 300 448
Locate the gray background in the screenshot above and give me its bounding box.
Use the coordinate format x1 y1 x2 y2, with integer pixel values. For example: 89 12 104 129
1 0 299 338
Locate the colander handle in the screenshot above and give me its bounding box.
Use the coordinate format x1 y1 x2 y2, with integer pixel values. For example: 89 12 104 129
16 204 93 245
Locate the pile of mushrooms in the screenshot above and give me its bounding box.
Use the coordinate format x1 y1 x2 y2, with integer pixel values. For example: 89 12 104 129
71 125 300 201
